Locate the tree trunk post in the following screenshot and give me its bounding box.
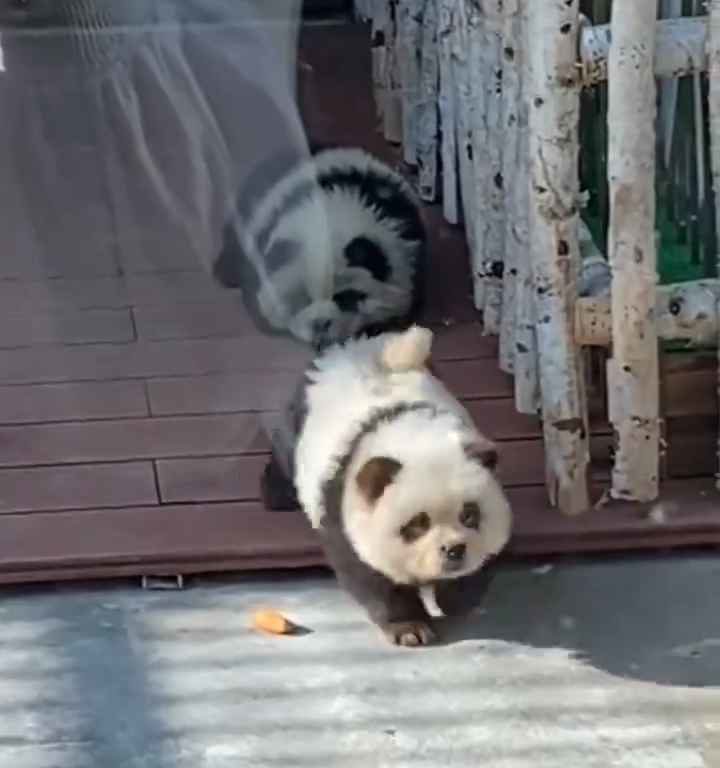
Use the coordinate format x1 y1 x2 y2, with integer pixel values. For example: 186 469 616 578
416 0 440 202
708 0 720 490
606 0 661 503
498 0 521 372
526 0 590 515
438 0 460 224
513 0 540 415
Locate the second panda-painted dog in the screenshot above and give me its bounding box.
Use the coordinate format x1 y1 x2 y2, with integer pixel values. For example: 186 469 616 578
213 145 426 351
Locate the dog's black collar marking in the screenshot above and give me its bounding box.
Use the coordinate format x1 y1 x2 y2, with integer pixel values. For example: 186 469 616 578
320 400 442 528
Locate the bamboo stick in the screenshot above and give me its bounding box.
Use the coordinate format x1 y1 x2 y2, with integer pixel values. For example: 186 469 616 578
606 0 660 503
526 0 590 515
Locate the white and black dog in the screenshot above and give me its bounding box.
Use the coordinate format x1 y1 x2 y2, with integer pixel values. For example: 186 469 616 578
265 326 512 646
213 145 426 350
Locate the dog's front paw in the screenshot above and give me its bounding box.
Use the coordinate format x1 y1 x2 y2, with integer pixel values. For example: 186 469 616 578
383 620 436 647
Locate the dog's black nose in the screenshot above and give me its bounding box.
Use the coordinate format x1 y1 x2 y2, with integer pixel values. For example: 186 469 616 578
444 543 466 562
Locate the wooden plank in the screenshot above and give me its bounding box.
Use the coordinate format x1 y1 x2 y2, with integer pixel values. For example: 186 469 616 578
0 462 157 514
0 478 717 586
133 303 254 341
466 398 610 441
0 309 134 348
0 336 311 385
154 435 613 503
156 455 270 503
0 414 269 467
0 381 149 424
663 356 717 418
434 359 514 399
0 502 319 576
0 277 129 313
124 272 237 307
147 372 299 415
0 273 236 314
665 417 717 479
430 322 497 360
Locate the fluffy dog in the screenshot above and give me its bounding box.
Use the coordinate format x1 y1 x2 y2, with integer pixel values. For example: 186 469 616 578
265 325 512 646
213 146 426 350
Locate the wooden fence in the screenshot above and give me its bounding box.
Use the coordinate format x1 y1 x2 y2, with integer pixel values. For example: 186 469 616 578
355 0 720 515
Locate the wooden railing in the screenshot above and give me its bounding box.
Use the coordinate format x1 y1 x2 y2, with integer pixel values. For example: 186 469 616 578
356 0 720 515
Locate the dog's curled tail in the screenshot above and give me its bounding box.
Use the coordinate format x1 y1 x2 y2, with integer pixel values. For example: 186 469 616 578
381 325 433 373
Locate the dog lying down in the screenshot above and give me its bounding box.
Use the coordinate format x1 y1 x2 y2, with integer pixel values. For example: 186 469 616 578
262 325 513 647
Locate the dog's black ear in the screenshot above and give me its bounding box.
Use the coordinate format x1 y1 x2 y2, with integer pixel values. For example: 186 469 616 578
464 438 499 471
356 457 402 504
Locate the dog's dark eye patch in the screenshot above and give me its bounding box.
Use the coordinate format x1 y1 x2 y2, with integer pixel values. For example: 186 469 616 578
344 236 391 282
400 512 431 543
333 289 367 313
459 502 481 530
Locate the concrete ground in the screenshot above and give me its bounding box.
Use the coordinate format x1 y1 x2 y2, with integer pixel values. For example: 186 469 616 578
2 554 720 768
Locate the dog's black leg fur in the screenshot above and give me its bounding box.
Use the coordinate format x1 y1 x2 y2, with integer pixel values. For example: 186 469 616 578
320 523 435 647
433 562 498 617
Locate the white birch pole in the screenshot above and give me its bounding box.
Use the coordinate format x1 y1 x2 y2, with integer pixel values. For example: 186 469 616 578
416 0 440 201
527 0 590 515
371 0 389 125
606 0 660 503
382 0 404 144
707 0 720 490
478 0 506 335
498 0 521 371
397 0 425 165
453 0 478 257
513 0 540 414
468 4 488 308
438 0 460 224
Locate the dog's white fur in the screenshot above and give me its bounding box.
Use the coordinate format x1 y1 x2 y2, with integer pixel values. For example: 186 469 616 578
239 149 421 344
295 326 512 585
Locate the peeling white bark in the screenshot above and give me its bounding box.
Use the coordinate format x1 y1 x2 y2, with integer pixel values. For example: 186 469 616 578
706 0 720 490
513 0 540 415
382 0 404 143
416 0 440 201
527 0 590 515
398 0 425 164
580 16 708 87
453 0 477 257
467 6 488 308
477 0 506 335
371 0 389 126
438 0 460 223
498 0 521 371
607 0 660 503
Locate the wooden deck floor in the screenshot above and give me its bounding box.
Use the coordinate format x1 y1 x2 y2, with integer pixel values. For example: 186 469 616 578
0 22 718 586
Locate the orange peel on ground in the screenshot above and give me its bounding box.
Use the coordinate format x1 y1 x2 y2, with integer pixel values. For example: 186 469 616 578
252 609 299 636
